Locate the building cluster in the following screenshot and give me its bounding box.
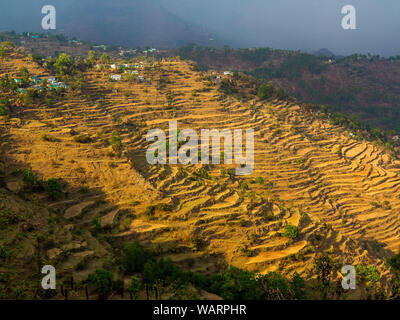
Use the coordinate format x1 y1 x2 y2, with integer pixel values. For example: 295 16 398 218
14 75 69 93
96 62 149 82
207 70 234 84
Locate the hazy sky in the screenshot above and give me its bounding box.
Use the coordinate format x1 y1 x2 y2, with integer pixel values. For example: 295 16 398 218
158 0 400 56
0 0 399 56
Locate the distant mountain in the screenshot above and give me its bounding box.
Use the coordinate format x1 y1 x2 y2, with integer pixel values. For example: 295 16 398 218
0 0 220 48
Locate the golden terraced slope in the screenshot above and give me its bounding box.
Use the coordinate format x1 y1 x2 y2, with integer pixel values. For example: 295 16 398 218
1 51 400 289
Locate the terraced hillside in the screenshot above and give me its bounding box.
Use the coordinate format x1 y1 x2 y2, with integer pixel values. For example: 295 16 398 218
1 48 400 299
173 46 400 132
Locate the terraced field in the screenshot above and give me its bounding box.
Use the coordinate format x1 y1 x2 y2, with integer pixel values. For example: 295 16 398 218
2 50 400 295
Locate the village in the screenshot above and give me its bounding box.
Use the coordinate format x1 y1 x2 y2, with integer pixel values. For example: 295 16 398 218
101 62 148 82
13 75 69 94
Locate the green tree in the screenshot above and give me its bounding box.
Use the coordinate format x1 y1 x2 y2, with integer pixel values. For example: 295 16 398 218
19 67 30 84
54 53 73 75
128 276 141 299
277 87 288 100
110 131 123 152
121 241 151 273
100 53 111 64
87 50 96 67
1 41 14 48
257 272 290 299
210 266 261 300
23 89 35 106
46 178 62 199
23 168 40 189
0 105 7 116
290 271 307 300
258 81 275 100
88 269 114 295
280 224 299 239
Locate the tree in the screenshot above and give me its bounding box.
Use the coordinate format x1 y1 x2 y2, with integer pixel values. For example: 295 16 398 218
46 178 62 199
142 260 157 299
88 269 114 296
210 266 261 300
110 131 123 152
290 272 307 300
258 81 275 100
23 89 35 106
100 53 111 64
121 241 151 273
54 53 73 75
314 254 333 289
280 224 299 239
23 168 41 190
128 276 141 299
0 98 8 116
1 41 14 48
0 105 7 116
19 67 30 84
320 104 329 114
87 50 96 68
277 87 288 100
389 253 400 274
257 272 289 300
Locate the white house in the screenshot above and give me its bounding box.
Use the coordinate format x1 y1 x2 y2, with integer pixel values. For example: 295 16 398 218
110 75 122 81
125 70 139 75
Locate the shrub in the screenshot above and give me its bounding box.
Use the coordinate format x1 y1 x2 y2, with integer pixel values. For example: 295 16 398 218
280 224 299 239
110 131 123 152
73 134 92 143
290 271 307 300
0 105 7 116
121 241 152 273
370 201 381 208
144 205 155 218
40 132 58 142
0 245 10 259
258 82 275 100
128 276 141 299
23 168 40 189
80 185 90 194
0 210 19 228
255 176 264 184
93 217 102 231
46 178 62 199
210 266 261 300
257 272 290 299
87 269 114 294
193 167 211 180
355 265 380 286
388 253 400 273
277 87 288 99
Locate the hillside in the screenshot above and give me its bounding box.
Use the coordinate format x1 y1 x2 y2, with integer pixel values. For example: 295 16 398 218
173 46 400 133
1 45 400 299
